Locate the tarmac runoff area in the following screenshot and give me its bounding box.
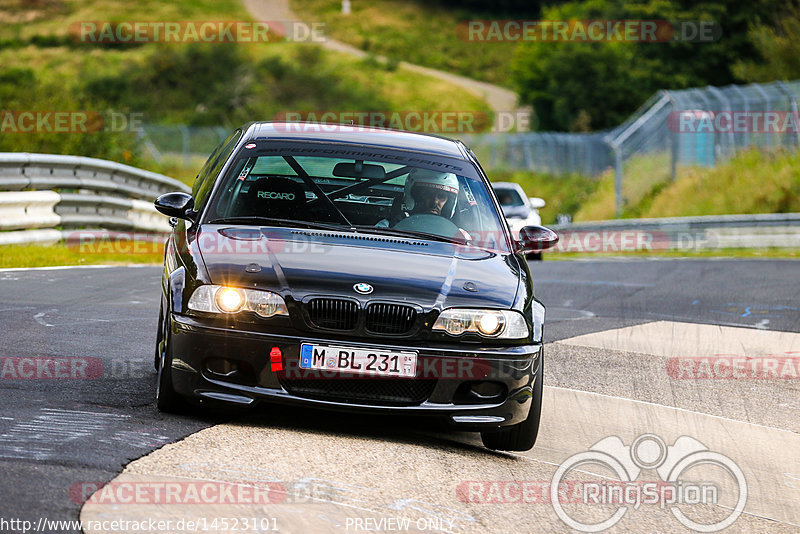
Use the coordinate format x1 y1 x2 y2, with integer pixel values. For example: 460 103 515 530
81 321 800 532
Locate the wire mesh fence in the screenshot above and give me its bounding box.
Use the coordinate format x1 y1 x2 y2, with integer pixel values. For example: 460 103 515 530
136 79 800 216
464 79 800 215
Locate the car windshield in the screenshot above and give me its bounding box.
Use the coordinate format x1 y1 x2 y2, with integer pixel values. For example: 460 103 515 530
205 153 510 252
493 187 525 207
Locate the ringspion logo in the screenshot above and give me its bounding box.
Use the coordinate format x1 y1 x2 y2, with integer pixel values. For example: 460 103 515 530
550 434 746 532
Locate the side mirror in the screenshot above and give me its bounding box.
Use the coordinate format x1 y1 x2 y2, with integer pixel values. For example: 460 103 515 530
528 197 546 209
517 225 559 254
154 192 195 220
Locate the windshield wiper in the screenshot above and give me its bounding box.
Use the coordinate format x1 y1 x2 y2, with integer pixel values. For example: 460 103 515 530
350 225 465 245
207 216 350 232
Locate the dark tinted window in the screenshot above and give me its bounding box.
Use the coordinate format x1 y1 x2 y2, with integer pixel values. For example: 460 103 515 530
493 187 525 207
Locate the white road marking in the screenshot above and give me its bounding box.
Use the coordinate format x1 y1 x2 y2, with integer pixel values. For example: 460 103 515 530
640 310 789 330
31 309 139 328
0 408 129 460
33 311 55 327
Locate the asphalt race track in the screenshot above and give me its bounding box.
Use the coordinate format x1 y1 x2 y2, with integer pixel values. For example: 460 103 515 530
0 259 798 533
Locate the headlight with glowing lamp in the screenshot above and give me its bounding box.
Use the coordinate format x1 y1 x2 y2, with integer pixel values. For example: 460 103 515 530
188 285 289 318
432 309 528 339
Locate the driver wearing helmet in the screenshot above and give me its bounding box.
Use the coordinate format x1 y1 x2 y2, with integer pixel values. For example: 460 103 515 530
376 169 470 240
404 169 460 219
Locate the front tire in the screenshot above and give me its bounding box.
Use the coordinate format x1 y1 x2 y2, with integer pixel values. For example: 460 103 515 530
481 351 543 451
156 305 189 413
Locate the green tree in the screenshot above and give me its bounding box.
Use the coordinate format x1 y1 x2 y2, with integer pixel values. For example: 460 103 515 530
512 0 782 131
733 1 800 82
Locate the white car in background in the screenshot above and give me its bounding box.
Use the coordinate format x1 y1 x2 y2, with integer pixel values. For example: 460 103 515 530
491 182 546 260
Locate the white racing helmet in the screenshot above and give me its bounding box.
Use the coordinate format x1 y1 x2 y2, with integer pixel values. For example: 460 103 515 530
404 168 459 218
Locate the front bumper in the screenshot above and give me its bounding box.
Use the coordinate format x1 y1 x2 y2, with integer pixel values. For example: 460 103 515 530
168 313 542 429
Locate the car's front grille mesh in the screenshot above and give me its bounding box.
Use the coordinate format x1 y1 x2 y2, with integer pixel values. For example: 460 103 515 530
366 303 416 334
280 378 436 406
308 298 358 330
305 299 417 334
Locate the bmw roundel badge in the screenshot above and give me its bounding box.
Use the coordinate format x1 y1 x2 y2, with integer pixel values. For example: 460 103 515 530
354 283 373 295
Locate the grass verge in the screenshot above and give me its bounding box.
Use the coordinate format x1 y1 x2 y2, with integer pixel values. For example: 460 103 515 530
290 0 520 87
573 148 800 221
0 242 163 269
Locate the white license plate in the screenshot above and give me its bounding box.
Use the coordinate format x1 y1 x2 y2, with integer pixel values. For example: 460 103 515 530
299 343 417 378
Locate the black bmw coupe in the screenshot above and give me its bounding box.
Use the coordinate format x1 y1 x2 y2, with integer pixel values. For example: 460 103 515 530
154 122 558 451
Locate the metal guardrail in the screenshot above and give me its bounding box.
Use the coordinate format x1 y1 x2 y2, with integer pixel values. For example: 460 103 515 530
550 213 800 252
0 153 190 246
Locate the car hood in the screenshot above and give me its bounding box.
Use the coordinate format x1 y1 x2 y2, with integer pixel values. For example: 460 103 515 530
196 225 522 309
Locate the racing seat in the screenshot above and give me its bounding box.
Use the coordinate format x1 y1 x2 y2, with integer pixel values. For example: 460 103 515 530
239 177 306 220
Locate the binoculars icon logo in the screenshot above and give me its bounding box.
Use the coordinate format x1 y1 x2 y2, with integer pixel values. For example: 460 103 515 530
551 434 747 532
